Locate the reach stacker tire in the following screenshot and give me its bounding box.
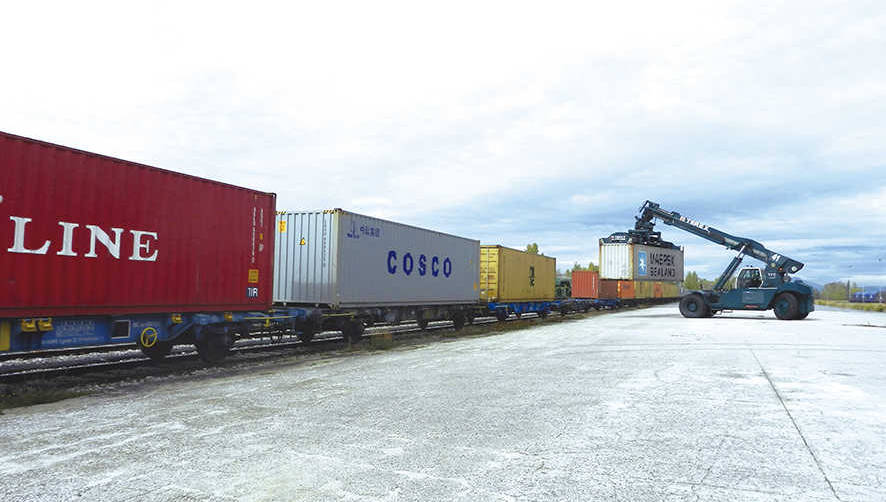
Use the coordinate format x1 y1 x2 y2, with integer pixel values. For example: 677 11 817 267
773 293 800 320
679 294 710 319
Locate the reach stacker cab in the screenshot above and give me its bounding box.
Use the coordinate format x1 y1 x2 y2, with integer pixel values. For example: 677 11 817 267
629 201 814 320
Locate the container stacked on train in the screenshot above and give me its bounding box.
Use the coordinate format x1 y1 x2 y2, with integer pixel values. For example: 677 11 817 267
570 235 684 305
273 209 480 334
0 130 275 358
478 245 557 318
273 211 560 328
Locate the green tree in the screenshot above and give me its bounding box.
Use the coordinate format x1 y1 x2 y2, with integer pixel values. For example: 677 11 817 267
684 271 701 290
588 262 599 272
821 281 851 301
525 243 539 254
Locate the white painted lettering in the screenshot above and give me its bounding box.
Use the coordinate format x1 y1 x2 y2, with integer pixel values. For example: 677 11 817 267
129 230 158 261
85 225 123 258
57 222 79 256
8 216 50 254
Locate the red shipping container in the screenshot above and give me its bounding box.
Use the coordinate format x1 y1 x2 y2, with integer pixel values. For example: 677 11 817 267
599 279 618 299
599 279 636 299
0 131 275 317
571 270 599 298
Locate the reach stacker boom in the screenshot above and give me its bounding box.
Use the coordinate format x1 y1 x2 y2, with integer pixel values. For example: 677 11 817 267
630 201 814 320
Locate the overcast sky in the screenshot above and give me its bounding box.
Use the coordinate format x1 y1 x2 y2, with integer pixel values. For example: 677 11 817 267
2 1 884 285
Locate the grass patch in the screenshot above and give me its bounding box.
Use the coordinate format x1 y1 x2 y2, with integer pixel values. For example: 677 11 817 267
817 300 886 312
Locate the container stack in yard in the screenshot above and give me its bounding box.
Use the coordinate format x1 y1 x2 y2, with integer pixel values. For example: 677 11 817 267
274 209 480 331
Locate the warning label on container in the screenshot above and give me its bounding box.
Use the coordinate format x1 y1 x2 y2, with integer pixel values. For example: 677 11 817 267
248 268 259 283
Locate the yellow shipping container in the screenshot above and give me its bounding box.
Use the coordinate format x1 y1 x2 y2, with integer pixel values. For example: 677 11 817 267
480 245 556 302
635 281 656 299
661 282 681 298
630 281 682 300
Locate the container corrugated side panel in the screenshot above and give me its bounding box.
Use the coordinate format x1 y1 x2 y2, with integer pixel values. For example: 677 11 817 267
635 281 655 299
661 282 682 298
571 270 599 299
633 244 685 282
617 280 636 299
479 246 500 302
490 246 556 302
276 209 479 307
273 211 339 305
599 242 633 280
0 131 275 317
599 279 619 299
336 210 479 307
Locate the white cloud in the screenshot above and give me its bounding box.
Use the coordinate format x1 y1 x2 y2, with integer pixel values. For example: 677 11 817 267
1 0 884 283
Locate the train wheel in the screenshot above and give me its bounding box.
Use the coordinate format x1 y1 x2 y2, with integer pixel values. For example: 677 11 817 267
140 341 173 361
137 327 172 361
196 332 233 363
495 309 508 322
417 318 429 330
342 320 364 343
452 313 466 331
538 309 549 319
466 314 475 325
298 324 315 344
679 295 708 319
773 293 799 320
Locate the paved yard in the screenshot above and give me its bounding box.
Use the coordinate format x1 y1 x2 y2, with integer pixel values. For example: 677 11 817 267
1 305 885 501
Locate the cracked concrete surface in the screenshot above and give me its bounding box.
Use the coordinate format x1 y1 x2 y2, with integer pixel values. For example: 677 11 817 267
1 305 885 501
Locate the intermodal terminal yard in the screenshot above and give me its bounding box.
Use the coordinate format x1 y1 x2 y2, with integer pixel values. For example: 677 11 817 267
2 305 885 501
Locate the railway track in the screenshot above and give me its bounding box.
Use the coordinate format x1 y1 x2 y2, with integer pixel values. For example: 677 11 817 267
0 315 520 384
0 305 637 387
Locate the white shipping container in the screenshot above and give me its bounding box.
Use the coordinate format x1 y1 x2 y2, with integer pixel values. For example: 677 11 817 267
599 241 684 282
274 209 480 308
599 242 634 280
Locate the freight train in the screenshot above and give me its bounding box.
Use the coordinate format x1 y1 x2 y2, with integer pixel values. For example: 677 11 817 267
849 290 885 303
0 132 683 363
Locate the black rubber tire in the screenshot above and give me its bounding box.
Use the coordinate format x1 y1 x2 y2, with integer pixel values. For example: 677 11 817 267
774 293 800 320
140 340 173 361
679 294 708 319
417 318 429 330
452 313 466 331
495 310 508 322
795 311 809 320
